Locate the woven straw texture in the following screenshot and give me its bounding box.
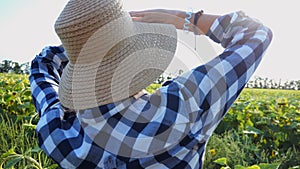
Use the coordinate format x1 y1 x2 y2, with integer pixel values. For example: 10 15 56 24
56 0 177 110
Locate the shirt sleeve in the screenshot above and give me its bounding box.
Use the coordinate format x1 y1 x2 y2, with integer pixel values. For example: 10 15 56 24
166 11 273 140
30 47 122 169
29 46 68 117
29 46 85 168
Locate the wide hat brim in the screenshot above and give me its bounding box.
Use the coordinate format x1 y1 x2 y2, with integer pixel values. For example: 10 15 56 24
58 13 177 110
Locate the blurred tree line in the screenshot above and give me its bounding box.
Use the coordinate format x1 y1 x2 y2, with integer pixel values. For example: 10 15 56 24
157 71 300 91
246 76 300 90
1 60 299 90
0 60 30 74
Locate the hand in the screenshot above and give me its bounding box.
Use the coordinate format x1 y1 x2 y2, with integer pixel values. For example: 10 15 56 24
129 9 186 29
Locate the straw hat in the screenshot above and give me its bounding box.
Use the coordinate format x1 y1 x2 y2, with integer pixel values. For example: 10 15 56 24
56 0 177 110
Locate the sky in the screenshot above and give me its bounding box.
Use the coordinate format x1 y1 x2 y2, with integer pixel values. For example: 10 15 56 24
0 0 299 81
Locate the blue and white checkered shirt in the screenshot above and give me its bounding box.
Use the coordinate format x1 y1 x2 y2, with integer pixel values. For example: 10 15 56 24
30 11 272 169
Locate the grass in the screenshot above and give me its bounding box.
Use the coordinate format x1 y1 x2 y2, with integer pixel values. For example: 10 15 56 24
0 114 56 169
204 88 300 169
204 130 299 169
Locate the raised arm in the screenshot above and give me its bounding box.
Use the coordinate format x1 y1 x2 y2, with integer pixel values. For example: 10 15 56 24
29 46 68 117
131 10 273 140
29 46 87 168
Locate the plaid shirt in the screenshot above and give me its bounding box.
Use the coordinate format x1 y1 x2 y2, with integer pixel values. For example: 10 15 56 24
30 11 272 169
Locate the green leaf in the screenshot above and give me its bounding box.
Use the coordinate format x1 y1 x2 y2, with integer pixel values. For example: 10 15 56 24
1 148 16 158
259 163 280 169
30 147 42 153
22 90 32 97
47 164 59 169
246 165 260 169
214 157 227 166
221 167 231 169
234 165 246 169
4 156 23 169
243 126 263 135
25 146 41 155
246 119 254 127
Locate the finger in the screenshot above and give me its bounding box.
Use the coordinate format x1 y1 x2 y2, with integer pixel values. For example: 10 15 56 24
131 17 142 22
129 9 162 17
129 11 146 17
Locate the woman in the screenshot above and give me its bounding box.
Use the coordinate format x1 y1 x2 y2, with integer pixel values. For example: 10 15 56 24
30 1 272 168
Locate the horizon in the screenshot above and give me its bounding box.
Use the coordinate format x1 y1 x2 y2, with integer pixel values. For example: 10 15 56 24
0 0 299 81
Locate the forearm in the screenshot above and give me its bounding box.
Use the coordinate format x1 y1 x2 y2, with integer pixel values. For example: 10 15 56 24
130 9 218 35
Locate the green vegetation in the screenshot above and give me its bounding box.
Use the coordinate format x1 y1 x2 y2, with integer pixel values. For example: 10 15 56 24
0 73 57 168
205 88 300 169
0 114 58 169
0 73 299 169
0 73 35 118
